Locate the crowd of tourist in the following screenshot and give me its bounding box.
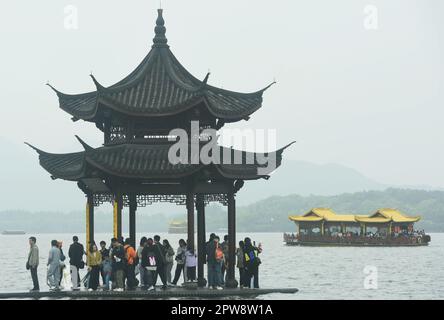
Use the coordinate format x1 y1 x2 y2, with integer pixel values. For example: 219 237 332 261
26 233 262 292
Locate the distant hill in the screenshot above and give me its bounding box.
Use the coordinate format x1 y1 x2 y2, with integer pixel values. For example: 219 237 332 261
236 160 387 205
0 137 388 211
1 189 443 233
229 188 444 232
1 137 443 218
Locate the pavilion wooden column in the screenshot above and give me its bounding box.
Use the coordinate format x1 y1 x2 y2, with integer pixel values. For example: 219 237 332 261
129 194 137 248
86 194 95 250
196 194 207 287
186 193 195 250
226 192 238 288
113 194 123 240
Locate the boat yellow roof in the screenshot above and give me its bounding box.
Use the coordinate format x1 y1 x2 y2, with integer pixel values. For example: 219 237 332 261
170 220 187 226
289 208 357 223
289 208 421 224
355 208 421 223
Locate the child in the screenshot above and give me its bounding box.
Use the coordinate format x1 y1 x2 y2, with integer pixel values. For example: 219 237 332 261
185 247 197 282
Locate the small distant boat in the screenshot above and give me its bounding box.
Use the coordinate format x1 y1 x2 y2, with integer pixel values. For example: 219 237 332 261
168 220 187 234
1 230 26 235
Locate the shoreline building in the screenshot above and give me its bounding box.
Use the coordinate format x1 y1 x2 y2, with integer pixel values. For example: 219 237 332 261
27 9 293 287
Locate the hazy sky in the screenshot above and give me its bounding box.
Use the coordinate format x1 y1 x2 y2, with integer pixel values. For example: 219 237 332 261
0 0 443 188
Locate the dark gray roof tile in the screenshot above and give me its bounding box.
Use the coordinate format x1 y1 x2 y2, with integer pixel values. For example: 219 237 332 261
52 10 269 122
28 142 293 181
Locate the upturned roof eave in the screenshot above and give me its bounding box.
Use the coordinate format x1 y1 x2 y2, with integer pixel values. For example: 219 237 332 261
26 140 292 182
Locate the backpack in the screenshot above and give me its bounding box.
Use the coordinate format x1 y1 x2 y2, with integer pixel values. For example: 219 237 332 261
175 248 185 264
133 253 139 266
146 252 157 271
113 246 125 262
245 249 261 267
165 247 175 264
155 244 166 265
215 246 224 261
125 246 138 265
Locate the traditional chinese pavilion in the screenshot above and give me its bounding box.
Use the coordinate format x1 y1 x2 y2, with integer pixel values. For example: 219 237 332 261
27 9 292 287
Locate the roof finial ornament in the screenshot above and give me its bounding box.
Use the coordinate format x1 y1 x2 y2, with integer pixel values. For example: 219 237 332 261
202 72 211 84
153 8 168 47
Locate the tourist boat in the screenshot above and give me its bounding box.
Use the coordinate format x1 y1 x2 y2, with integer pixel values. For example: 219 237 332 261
284 208 431 246
1 230 26 235
168 220 187 234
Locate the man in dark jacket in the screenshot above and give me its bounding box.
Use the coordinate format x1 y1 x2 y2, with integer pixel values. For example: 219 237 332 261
153 235 167 289
141 238 162 291
99 241 110 286
243 237 260 289
68 236 84 290
110 238 126 291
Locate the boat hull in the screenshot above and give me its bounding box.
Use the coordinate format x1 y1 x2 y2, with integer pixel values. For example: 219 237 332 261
285 241 429 247
284 233 431 247
168 227 187 234
1 231 26 235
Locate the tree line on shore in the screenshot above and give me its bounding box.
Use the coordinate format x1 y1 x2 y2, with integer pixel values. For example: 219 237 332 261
1 188 443 233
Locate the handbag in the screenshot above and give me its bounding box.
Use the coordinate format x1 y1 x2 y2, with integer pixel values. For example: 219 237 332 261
79 260 85 269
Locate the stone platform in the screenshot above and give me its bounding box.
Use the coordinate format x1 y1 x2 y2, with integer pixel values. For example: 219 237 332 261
0 286 298 300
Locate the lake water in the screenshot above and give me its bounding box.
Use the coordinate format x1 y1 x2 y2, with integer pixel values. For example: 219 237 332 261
1 232 443 299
